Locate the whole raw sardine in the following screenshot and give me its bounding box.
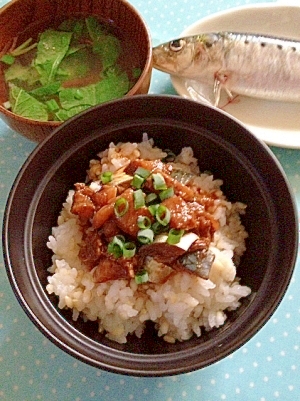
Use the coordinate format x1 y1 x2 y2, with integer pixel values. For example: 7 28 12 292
152 32 300 106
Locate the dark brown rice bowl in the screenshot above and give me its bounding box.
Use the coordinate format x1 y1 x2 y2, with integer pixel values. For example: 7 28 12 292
3 95 298 376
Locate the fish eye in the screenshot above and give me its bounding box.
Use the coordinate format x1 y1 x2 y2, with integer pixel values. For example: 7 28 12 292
169 39 185 52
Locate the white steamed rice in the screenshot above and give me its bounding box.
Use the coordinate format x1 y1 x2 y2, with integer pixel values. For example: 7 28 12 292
46 135 251 344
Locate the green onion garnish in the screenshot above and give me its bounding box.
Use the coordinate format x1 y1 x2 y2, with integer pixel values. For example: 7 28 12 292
0 54 15 65
148 203 159 216
135 269 149 284
145 192 158 204
132 167 151 189
137 215 152 229
135 167 151 178
107 235 125 258
151 221 167 234
46 98 60 112
133 189 145 209
114 197 129 217
152 173 167 190
123 242 136 258
155 205 171 226
137 228 154 244
159 187 174 201
132 174 145 189
167 228 184 245
100 171 113 184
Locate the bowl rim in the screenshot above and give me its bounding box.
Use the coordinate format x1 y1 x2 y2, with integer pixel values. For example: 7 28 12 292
2 94 299 376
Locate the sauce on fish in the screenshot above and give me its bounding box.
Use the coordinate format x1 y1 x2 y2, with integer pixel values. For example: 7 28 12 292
71 158 219 283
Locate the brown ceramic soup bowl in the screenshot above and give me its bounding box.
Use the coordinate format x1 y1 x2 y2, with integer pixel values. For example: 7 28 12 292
3 95 298 376
0 0 152 142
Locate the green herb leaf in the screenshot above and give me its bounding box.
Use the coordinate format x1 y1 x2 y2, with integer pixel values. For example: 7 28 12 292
95 66 129 103
85 16 106 41
35 29 73 85
54 104 90 121
58 85 96 110
4 61 39 86
58 48 90 81
9 84 48 121
29 81 61 98
93 34 121 70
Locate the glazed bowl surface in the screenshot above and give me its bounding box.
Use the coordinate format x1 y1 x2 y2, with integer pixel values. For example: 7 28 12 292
3 95 298 376
0 0 152 142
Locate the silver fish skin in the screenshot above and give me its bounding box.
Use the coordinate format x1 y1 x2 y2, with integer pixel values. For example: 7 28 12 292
152 32 300 105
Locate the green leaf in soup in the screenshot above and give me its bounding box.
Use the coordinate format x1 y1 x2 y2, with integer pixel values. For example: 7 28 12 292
4 61 40 86
9 84 49 121
85 16 106 41
55 104 91 121
34 29 73 85
58 48 91 82
93 34 121 70
95 66 129 103
58 85 97 110
29 81 61 98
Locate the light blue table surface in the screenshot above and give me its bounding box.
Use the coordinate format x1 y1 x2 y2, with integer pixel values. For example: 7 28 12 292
0 0 299 400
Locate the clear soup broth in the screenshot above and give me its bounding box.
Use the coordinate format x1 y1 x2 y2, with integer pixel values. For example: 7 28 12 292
0 15 143 122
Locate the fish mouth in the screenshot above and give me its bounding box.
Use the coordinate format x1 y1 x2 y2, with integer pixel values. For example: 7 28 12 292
152 46 175 74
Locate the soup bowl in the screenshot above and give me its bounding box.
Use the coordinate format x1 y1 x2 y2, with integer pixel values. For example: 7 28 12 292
3 95 298 376
0 0 152 142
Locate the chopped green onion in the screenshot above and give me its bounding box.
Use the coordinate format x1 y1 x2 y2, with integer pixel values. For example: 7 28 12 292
46 98 60 112
167 228 185 245
137 228 154 244
107 235 125 258
135 167 151 178
152 221 168 234
100 171 113 184
152 173 167 190
132 167 151 189
132 173 145 189
133 189 145 209
114 197 129 217
0 54 15 65
159 187 174 201
145 192 158 204
10 38 37 56
123 242 136 258
155 205 171 226
135 269 149 284
137 215 151 229
148 203 159 216
74 89 84 100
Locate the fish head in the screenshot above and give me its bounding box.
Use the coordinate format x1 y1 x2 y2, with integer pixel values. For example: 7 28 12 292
152 35 217 78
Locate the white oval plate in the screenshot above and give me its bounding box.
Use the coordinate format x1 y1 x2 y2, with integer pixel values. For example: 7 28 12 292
171 3 300 148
